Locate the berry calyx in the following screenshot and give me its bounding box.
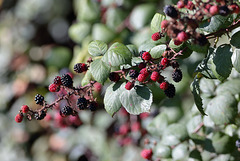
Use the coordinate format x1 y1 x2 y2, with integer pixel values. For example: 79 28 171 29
53 76 62 86
177 1 185 9
140 149 153 160
161 20 169 29
164 5 178 19
60 106 73 116
177 31 189 42
152 32 161 41
35 94 44 105
77 97 88 110
172 68 183 82
209 5 219 16
160 82 168 90
74 63 88 73
49 83 59 92
141 52 152 61
138 74 148 82
21 105 29 113
151 71 160 82
109 72 120 82
161 58 169 66
15 113 23 123
164 83 176 98
61 74 73 88
125 82 134 90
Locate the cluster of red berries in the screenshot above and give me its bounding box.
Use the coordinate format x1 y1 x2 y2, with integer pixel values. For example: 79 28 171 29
108 51 183 98
152 0 240 46
15 62 99 123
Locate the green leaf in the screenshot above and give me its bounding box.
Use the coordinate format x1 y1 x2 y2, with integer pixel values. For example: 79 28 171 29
68 23 91 44
200 15 233 33
131 57 143 66
172 142 189 160
150 13 165 33
162 123 188 146
119 85 152 115
187 115 202 135
146 113 168 136
230 27 240 48
210 44 233 81
138 41 156 53
92 24 116 43
129 4 156 30
154 144 171 158
199 78 216 98
150 45 166 59
81 70 93 86
88 40 108 57
126 44 139 57
232 49 240 73
77 0 100 22
190 77 206 116
104 82 124 116
90 59 110 84
186 39 209 54
169 40 193 59
106 7 126 30
206 92 237 125
102 42 132 67
212 132 234 154
216 79 240 95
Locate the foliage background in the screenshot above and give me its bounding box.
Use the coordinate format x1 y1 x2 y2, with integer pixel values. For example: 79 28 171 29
0 0 240 161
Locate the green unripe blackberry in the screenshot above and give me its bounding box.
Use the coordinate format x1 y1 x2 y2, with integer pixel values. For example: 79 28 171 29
77 97 88 110
35 111 46 120
35 94 44 105
61 74 73 88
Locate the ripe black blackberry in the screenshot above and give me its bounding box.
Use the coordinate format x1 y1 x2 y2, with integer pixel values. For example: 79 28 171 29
60 106 73 116
77 97 88 110
219 6 230 16
109 72 120 82
88 102 98 111
74 63 88 73
129 69 139 79
35 110 46 120
35 94 44 105
61 74 73 88
236 139 240 148
164 83 176 98
172 68 182 82
164 5 178 18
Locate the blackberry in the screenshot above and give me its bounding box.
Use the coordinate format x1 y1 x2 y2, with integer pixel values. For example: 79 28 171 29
35 94 44 105
164 83 176 98
129 69 139 79
172 68 183 82
34 110 46 120
109 72 120 82
53 76 62 85
236 139 240 148
61 74 73 88
125 82 134 90
164 5 178 18
77 97 88 110
60 106 73 116
74 63 88 73
88 102 98 111
219 6 230 16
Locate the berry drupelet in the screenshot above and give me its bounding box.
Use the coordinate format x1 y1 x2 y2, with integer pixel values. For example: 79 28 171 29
77 97 88 110
60 106 73 116
54 76 62 86
172 68 183 82
35 94 44 105
35 110 46 120
61 74 73 88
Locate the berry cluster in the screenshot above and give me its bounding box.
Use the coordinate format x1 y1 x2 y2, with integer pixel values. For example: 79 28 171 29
152 0 240 45
15 62 99 124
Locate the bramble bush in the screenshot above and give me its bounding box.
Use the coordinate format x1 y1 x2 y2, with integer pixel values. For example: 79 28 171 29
7 0 240 160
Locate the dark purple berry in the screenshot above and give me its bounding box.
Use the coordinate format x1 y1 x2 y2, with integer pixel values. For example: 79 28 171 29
219 6 230 16
164 83 176 98
164 5 178 18
61 74 73 88
172 68 183 82
129 70 139 79
35 110 46 120
109 72 120 82
88 102 98 111
77 97 88 110
74 63 88 73
60 106 73 116
35 94 44 105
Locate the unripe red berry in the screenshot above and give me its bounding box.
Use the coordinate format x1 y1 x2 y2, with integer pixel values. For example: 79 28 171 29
209 5 219 16
205 4 211 10
21 105 29 113
151 71 160 82
141 52 152 61
94 82 102 93
131 122 141 132
74 63 88 73
161 20 169 29
177 31 189 42
138 62 146 70
160 82 168 90
53 76 62 86
152 32 161 41
185 1 194 10
141 149 153 160
174 39 182 46
161 58 169 66
138 74 147 82
49 83 59 92
119 124 129 135
230 4 240 14
177 1 185 8
125 82 134 90
15 113 23 123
